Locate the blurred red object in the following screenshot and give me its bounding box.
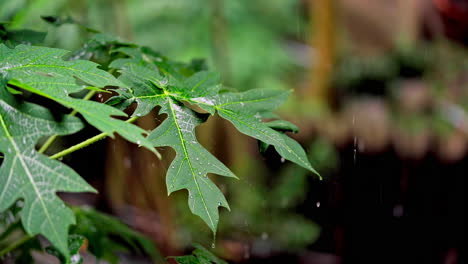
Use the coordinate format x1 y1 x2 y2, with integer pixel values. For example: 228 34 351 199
433 0 468 43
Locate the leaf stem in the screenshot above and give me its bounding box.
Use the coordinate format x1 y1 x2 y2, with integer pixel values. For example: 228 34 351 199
0 235 33 257
38 90 97 154
49 116 140 160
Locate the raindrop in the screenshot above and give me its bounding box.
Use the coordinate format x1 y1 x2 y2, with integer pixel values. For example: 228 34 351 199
198 172 201 175
70 254 81 264
352 115 357 164
211 242 216 249
171 166 175 169
136 113 142 117
280 157 285 163
189 195 193 199
196 157 199 161
136 140 141 145
217 202 222 206
316 201 321 208
261 232 269 240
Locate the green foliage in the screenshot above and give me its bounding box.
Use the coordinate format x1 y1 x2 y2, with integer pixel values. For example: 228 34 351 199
46 234 86 264
172 244 227 264
0 44 158 157
105 45 318 232
0 23 46 48
0 17 317 261
71 207 163 264
0 94 93 257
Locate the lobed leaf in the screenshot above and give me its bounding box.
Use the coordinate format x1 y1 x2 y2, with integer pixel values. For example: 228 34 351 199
193 89 319 176
0 44 157 156
0 95 94 258
110 57 236 233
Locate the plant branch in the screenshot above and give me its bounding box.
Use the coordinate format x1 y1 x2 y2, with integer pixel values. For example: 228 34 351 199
0 235 33 257
38 90 97 154
49 116 161 160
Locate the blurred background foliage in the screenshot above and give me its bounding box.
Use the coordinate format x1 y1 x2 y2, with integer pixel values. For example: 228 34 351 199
1 0 467 263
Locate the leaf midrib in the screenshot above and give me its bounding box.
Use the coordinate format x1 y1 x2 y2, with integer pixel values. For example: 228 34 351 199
167 98 215 229
8 64 117 84
0 107 63 250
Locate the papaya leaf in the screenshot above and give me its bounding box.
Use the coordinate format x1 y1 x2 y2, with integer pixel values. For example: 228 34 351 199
0 96 94 258
108 46 317 233
193 89 319 177
109 58 235 233
0 44 158 157
147 100 236 233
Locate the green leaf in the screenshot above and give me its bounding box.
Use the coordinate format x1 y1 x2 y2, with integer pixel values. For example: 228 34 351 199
194 89 319 177
264 119 299 133
0 44 158 157
0 96 94 258
71 207 164 264
0 23 46 47
46 234 85 264
148 100 236 233
108 46 317 233
172 244 227 264
258 119 299 153
110 58 236 233
108 45 315 232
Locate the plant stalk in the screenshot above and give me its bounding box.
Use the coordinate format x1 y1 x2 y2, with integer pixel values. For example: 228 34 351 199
0 235 33 257
49 116 139 160
38 90 97 154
